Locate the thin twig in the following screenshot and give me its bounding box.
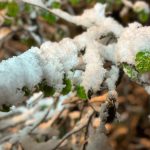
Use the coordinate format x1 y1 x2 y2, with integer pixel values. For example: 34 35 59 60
51 110 94 150
89 93 107 103
82 112 95 150
29 104 52 133
45 107 65 127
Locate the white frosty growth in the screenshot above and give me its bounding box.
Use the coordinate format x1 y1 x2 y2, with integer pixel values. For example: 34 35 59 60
105 66 119 90
75 3 106 27
40 38 78 90
116 22 150 64
81 41 106 92
0 2 150 106
0 47 43 105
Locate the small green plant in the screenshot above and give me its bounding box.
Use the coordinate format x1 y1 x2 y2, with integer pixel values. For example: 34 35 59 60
38 80 56 97
135 51 150 73
123 63 138 80
76 85 88 100
7 1 19 17
61 78 72 95
41 11 57 24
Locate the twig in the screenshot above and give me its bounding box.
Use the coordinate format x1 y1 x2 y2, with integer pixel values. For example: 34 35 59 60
122 0 133 8
63 93 107 105
62 96 80 105
29 103 52 133
21 0 82 26
82 111 94 150
51 110 94 150
0 108 36 131
89 93 107 103
44 107 65 127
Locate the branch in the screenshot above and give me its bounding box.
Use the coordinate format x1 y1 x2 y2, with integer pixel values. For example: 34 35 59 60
52 109 94 150
0 2 149 107
21 0 107 27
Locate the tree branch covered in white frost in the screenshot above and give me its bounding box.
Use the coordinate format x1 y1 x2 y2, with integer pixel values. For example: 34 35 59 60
0 2 150 106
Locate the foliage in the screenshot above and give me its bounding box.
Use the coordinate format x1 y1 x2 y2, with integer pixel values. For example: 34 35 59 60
38 80 55 97
51 1 61 8
135 51 150 73
0 104 10 112
61 78 72 95
123 64 138 80
22 86 31 96
76 85 88 100
137 10 149 23
41 11 57 24
7 1 19 17
0 1 150 150
69 0 80 6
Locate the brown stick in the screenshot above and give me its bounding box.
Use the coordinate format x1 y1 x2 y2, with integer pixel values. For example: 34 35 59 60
89 93 107 103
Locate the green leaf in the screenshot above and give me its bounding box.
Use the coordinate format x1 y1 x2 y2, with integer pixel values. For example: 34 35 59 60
0 2 7 10
76 85 88 100
39 80 55 97
86 0 93 3
69 0 80 6
138 10 149 23
61 78 72 95
135 51 150 73
21 38 36 47
0 105 10 112
7 1 19 17
24 3 32 13
51 2 61 8
98 0 105 4
4 18 12 25
123 64 138 80
43 85 55 97
40 105 49 111
22 86 31 96
41 11 56 24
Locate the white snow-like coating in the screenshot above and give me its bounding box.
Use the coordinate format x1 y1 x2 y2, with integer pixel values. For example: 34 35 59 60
81 41 106 92
75 3 106 27
0 47 43 105
0 2 150 105
105 66 119 90
116 22 150 64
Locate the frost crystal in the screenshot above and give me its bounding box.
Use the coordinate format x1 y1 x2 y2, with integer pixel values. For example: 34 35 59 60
76 3 106 27
0 47 43 105
40 38 78 90
81 42 106 92
105 66 119 90
116 22 150 64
